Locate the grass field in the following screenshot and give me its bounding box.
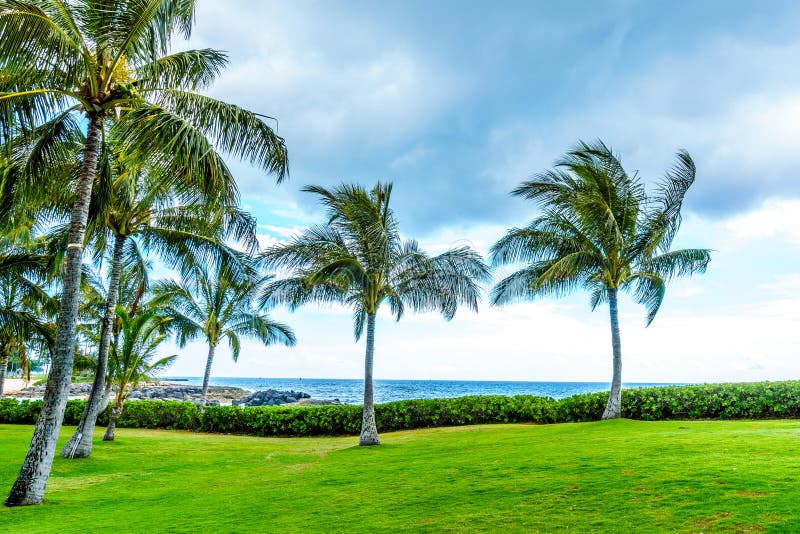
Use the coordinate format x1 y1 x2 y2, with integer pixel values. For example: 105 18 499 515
1 420 799 532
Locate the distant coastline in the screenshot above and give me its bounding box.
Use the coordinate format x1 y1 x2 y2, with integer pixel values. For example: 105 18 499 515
163 377 688 405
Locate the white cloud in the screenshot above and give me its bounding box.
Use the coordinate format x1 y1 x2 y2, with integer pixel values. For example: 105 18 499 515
390 146 435 170
482 38 800 209
257 224 305 239
759 273 800 293
189 2 466 151
725 198 800 243
255 233 280 250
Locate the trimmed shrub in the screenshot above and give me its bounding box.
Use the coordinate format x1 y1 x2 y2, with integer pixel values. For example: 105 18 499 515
622 382 800 420
112 400 200 430
0 398 86 425
2 381 800 437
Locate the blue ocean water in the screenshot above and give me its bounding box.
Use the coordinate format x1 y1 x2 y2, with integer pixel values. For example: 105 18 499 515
164 377 685 405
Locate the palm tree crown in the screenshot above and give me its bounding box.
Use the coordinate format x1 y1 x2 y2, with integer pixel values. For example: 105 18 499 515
491 140 711 418
262 183 489 338
1 0 288 193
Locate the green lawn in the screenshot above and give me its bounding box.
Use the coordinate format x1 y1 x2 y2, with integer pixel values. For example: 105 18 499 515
1 420 799 533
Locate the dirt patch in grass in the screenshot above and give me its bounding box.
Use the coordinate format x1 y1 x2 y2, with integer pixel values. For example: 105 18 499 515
694 512 732 530
734 491 773 498
734 523 765 532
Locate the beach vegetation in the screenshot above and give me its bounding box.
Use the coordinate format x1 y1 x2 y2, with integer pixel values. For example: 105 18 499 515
491 141 711 419
153 262 296 411
0 0 288 506
260 182 489 445
61 145 255 459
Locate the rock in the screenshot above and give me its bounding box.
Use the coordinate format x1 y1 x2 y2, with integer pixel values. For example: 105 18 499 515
233 388 317 407
13 382 248 403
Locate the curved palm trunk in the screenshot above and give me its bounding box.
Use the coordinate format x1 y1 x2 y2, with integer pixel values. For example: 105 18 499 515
359 312 380 446
199 344 216 412
0 348 9 396
62 235 126 459
602 288 623 420
103 402 123 441
100 383 113 413
6 114 104 507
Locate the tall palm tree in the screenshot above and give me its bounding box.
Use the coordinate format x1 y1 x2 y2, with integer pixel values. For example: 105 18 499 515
490 141 711 419
101 305 176 442
154 263 296 410
1 1 288 506
261 183 490 445
62 150 256 459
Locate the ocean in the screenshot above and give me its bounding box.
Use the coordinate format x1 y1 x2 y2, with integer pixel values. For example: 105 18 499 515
163 377 685 405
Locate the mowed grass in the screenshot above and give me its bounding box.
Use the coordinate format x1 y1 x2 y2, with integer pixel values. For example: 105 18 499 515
2 420 800 533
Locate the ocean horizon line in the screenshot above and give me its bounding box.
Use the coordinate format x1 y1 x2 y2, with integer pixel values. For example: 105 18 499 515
164 376 691 385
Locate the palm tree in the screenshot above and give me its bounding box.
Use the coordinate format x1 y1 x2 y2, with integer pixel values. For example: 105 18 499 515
490 141 711 419
1 1 288 506
0 248 56 395
71 257 151 417
261 183 489 445
101 305 175 442
154 263 296 411
61 150 256 459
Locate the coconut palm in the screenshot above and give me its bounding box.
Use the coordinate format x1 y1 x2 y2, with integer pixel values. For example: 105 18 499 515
71 257 151 416
101 305 175 442
261 183 489 445
154 263 296 410
0 248 56 395
490 140 711 419
1 0 288 505
61 150 256 459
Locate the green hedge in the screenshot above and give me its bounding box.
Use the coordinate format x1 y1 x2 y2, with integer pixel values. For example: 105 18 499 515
3 381 800 437
553 382 800 422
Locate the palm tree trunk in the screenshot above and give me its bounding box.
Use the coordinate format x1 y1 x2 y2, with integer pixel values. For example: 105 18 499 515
0 348 9 396
602 288 623 420
6 114 104 507
100 383 113 413
199 344 216 411
103 402 123 441
61 234 126 459
359 312 380 446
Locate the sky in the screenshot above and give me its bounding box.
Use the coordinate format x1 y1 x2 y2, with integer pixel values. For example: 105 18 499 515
163 0 800 383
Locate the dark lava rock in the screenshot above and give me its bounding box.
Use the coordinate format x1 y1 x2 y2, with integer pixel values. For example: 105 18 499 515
232 389 312 407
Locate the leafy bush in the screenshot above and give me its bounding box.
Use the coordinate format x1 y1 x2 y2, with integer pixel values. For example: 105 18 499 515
622 382 800 420
0 398 85 424
113 400 201 430
3 381 800 437
202 404 362 436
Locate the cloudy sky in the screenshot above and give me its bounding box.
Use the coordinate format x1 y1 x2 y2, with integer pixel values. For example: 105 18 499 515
164 0 800 383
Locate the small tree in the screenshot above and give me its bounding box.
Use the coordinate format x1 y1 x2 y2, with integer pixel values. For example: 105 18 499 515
102 306 175 442
261 183 489 445
0 249 55 395
491 141 711 419
62 148 255 459
155 263 296 410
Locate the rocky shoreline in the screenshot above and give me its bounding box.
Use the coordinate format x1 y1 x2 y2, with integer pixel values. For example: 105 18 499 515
9 382 341 407
233 389 340 407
